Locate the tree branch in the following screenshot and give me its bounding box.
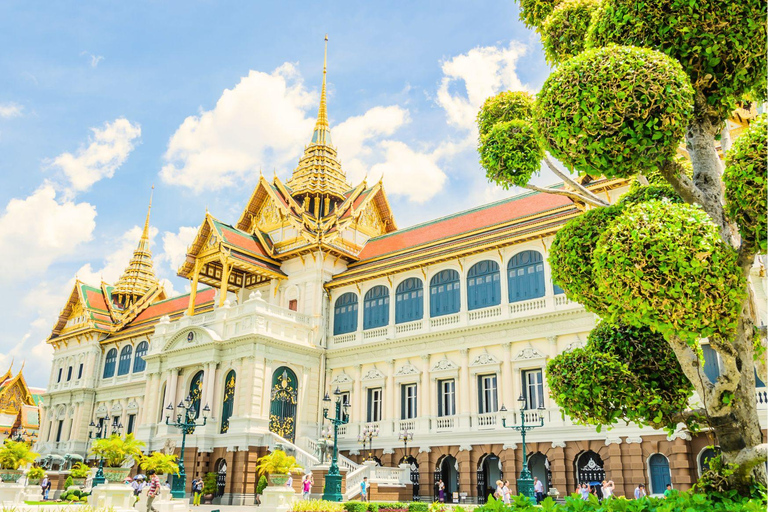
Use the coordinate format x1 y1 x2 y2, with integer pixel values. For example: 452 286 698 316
522 184 608 208
733 444 768 474
543 156 610 207
670 408 707 425
659 159 706 205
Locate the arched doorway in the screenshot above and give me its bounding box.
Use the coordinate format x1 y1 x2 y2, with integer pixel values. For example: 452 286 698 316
400 455 420 500
575 450 605 499
187 370 204 433
649 454 671 495
528 453 550 494
215 458 227 497
269 367 298 442
434 455 458 502
476 454 502 503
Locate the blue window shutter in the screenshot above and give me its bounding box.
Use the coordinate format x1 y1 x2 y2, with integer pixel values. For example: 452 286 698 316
508 251 545 303
430 270 460 317
334 293 358 335
467 261 500 310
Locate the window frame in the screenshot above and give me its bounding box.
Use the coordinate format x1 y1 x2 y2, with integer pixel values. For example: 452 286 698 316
429 269 461 318
508 250 546 303
401 383 418 420
333 292 359 335
522 369 545 409
467 260 501 311
103 348 117 379
437 379 456 417
477 374 498 414
133 341 149 373
395 278 424 324
117 345 133 376
367 387 383 422
363 285 390 330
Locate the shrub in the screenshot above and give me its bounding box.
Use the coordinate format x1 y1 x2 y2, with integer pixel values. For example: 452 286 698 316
202 472 217 495
344 502 369 512
519 0 562 29
291 500 345 512
536 46 693 179
479 120 544 189
256 475 268 495
593 200 745 344
27 466 45 480
408 503 428 512
89 434 145 468
0 439 40 470
63 476 74 489
477 91 535 138
618 184 682 207
255 450 303 476
139 452 179 476
69 462 90 479
724 114 767 253
541 0 601 64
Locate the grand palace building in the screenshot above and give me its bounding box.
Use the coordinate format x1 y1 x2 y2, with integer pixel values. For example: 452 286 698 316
36 43 768 504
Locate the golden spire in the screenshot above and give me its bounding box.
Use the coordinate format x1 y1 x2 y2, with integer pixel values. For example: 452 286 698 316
113 186 160 308
286 34 350 206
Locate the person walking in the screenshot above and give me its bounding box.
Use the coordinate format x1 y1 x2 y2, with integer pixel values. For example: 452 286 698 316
146 470 160 512
502 481 511 504
493 480 503 500
634 483 646 499
437 479 444 503
41 475 50 501
533 477 544 504
302 474 313 500
192 476 203 506
361 476 369 502
132 475 145 504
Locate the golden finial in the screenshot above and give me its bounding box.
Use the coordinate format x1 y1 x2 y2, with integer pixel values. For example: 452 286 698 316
312 34 330 138
141 185 154 241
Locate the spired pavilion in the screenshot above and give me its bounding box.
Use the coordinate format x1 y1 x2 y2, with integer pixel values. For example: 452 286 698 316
0 363 44 443
37 38 767 503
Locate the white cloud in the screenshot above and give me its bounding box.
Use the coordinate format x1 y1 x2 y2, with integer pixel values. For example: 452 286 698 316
369 141 447 203
160 63 316 192
0 184 96 283
49 118 141 194
0 102 23 119
334 106 410 183
436 42 529 133
81 51 104 68
158 226 197 275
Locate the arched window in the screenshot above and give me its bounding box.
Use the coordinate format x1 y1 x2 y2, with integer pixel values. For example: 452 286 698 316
220 370 236 434
508 251 546 303
430 269 460 317
395 278 423 324
133 341 149 373
103 348 117 378
467 260 501 310
117 345 133 376
333 293 358 335
269 367 298 442
363 285 390 329
698 448 718 476
187 370 204 432
649 454 671 494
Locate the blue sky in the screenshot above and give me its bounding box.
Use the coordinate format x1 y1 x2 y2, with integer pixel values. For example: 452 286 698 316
0 1 553 387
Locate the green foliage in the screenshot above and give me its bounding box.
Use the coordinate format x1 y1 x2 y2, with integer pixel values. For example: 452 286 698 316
69 462 89 479
0 440 39 470
724 115 767 253
535 46 693 179
139 452 179 476
291 500 345 512
479 120 544 188
593 200 745 344
408 503 428 512
343 502 369 512
548 205 624 315
618 184 682 207
255 450 303 476
27 466 45 480
518 0 562 29
63 476 74 489
477 91 535 138
541 0 601 64
88 434 145 468
587 0 767 121
202 472 217 495
256 475 269 495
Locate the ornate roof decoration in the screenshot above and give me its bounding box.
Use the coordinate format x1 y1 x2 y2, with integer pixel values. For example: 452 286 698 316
361 367 385 381
431 357 459 372
470 353 499 367
113 189 161 308
394 363 420 376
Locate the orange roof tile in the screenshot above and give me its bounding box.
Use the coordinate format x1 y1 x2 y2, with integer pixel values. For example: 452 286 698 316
357 192 570 261
85 289 109 312
130 288 216 324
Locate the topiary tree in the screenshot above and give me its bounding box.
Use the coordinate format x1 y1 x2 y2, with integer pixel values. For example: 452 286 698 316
481 0 768 492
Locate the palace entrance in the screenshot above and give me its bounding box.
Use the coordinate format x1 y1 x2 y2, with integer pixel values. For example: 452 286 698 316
269 367 298 442
476 454 502 503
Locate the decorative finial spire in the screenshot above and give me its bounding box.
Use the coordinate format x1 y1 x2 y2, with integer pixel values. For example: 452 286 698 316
311 35 331 145
113 187 160 309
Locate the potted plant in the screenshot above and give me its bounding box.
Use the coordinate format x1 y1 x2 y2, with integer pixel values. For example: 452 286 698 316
89 434 145 482
255 475 268 505
69 461 90 485
0 440 39 483
255 450 302 487
26 466 45 485
202 472 218 504
139 452 179 483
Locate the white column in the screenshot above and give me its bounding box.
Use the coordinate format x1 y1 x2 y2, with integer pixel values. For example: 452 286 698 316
166 369 179 410
500 343 513 409
498 253 509 317
354 365 363 426
420 355 430 417
204 362 217 413
386 360 395 429
260 359 274 419
459 349 470 415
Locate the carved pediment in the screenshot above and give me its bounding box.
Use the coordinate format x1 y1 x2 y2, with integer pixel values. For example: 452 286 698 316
514 347 545 361
470 353 499 367
331 372 353 385
394 363 420 376
362 368 385 381
431 358 459 372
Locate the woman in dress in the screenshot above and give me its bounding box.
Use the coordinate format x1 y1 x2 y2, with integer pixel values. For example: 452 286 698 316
580 483 590 500
438 479 445 502
502 480 511 504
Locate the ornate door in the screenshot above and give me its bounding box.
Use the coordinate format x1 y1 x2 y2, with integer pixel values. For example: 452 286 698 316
216 459 227 497
187 371 204 434
269 367 298 442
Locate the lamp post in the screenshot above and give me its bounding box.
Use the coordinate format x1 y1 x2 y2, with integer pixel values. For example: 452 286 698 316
499 395 545 502
165 396 210 499
88 415 122 487
358 424 379 462
322 387 350 502
398 428 413 458
9 427 37 445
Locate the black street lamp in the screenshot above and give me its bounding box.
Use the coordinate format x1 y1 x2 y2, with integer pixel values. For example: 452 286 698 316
358 424 379 462
398 428 413 458
500 395 545 502
165 396 210 499
322 387 350 502
88 415 122 487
